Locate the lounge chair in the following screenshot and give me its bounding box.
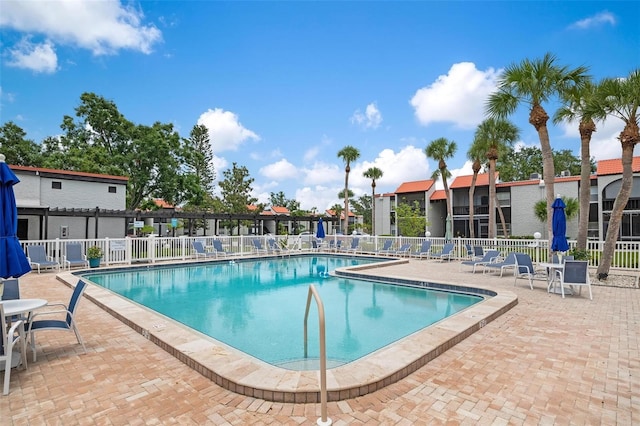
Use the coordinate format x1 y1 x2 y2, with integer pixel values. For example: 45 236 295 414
473 245 484 259
63 243 89 270
412 240 432 259
376 239 394 255
27 280 88 362
1 303 28 395
192 241 216 259
482 252 517 276
557 260 593 300
460 250 500 273
26 245 60 273
513 253 547 289
393 243 412 257
251 238 269 255
212 239 235 258
268 239 291 256
429 243 455 261
341 238 360 254
464 244 474 259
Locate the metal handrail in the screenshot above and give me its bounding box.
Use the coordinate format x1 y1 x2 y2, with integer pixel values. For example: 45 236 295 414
304 285 331 425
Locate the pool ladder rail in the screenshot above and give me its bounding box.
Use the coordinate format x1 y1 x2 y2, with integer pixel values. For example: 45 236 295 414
304 285 332 426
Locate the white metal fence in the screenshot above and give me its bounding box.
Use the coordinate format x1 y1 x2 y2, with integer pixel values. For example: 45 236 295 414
19 235 640 272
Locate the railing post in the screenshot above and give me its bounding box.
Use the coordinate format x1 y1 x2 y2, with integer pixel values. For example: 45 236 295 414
304 285 332 426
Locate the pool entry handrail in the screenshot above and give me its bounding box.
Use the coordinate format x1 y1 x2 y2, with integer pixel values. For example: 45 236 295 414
304 285 331 426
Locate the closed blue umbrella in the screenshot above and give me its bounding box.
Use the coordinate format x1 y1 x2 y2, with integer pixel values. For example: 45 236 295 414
316 217 326 239
1 155 32 279
551 196 569 253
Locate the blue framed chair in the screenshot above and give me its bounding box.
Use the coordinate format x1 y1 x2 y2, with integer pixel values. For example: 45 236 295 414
27 280 88 362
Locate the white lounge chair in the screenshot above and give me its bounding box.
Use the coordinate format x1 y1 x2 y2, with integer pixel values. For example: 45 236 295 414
192 241 216 259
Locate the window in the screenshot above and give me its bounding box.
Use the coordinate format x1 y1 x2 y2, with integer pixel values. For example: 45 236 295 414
52 181 62 190
108 186 117 193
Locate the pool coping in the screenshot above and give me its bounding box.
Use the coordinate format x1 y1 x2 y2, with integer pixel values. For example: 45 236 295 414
57 255 518 403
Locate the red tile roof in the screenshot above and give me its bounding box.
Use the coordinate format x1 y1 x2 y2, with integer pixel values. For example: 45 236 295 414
430 190 447 200
450 173 497 189
596 156 640 176
326 209 356 218
270 206 290 214
153 198 175 209
395 180 434 194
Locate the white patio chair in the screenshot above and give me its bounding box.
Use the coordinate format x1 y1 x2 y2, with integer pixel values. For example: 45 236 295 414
1 304 28 395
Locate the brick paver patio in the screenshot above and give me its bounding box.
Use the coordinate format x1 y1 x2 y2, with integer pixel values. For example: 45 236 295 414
3 259 638 425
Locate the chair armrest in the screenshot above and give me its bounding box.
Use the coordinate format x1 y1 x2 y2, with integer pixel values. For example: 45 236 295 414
8 319 26 339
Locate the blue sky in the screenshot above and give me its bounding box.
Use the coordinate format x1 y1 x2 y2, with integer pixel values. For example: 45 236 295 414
1 1 639 211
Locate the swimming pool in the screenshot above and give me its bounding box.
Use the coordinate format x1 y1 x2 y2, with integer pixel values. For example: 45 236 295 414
82 256 482 369
66 254 516 402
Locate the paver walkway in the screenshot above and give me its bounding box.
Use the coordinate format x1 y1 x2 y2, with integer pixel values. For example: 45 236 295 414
3 260 638 425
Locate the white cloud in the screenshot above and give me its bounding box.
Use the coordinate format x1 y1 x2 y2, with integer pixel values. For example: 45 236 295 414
301 162 342 185
351 102 382 130
303 146 320 163
6 38 58 73
0 0 162 56
260 158 298 180
350 146 431 193
197 108 260 152
410 62 500 129
569 11 616 30
296 185 345 212
559 118 626 161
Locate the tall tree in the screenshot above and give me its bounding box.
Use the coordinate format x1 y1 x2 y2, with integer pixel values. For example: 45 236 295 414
473 118 519 238
554 80 598 251
487 53 589 251
218 162 257 234
330 203 344 233
0 121 43 166
350 194 372 233
425 137 457 219
185 124 216 199
269 191 300 212
41 92 193 210
337 145 360 235
466 141 486 238
395 201 427 237
585 69 640 279
363 166 383 236
497 146 590 182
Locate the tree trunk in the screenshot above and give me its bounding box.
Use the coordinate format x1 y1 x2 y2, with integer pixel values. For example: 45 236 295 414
577 120 595 250
530 105 554 257
496 194 508 237
488 159 497 238
344 168 350 235
371 184 376 236
597 141 637 279
468 175 477 238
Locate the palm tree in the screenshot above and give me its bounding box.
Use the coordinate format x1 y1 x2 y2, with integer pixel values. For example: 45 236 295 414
585 69 640 280
473 118 520 238
363 167 383 236
337 145 360 235
554 80 597 251
487 53 588 249
466 142 485 238
425 138 457 234
330 203 344 233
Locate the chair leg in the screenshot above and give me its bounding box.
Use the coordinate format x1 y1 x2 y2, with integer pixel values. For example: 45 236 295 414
72 325 87 353
3 352 11 395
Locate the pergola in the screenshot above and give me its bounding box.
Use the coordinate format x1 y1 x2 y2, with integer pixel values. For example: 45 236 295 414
18 206 337 240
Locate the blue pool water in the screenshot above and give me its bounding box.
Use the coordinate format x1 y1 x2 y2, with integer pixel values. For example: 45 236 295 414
83 255 482 369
